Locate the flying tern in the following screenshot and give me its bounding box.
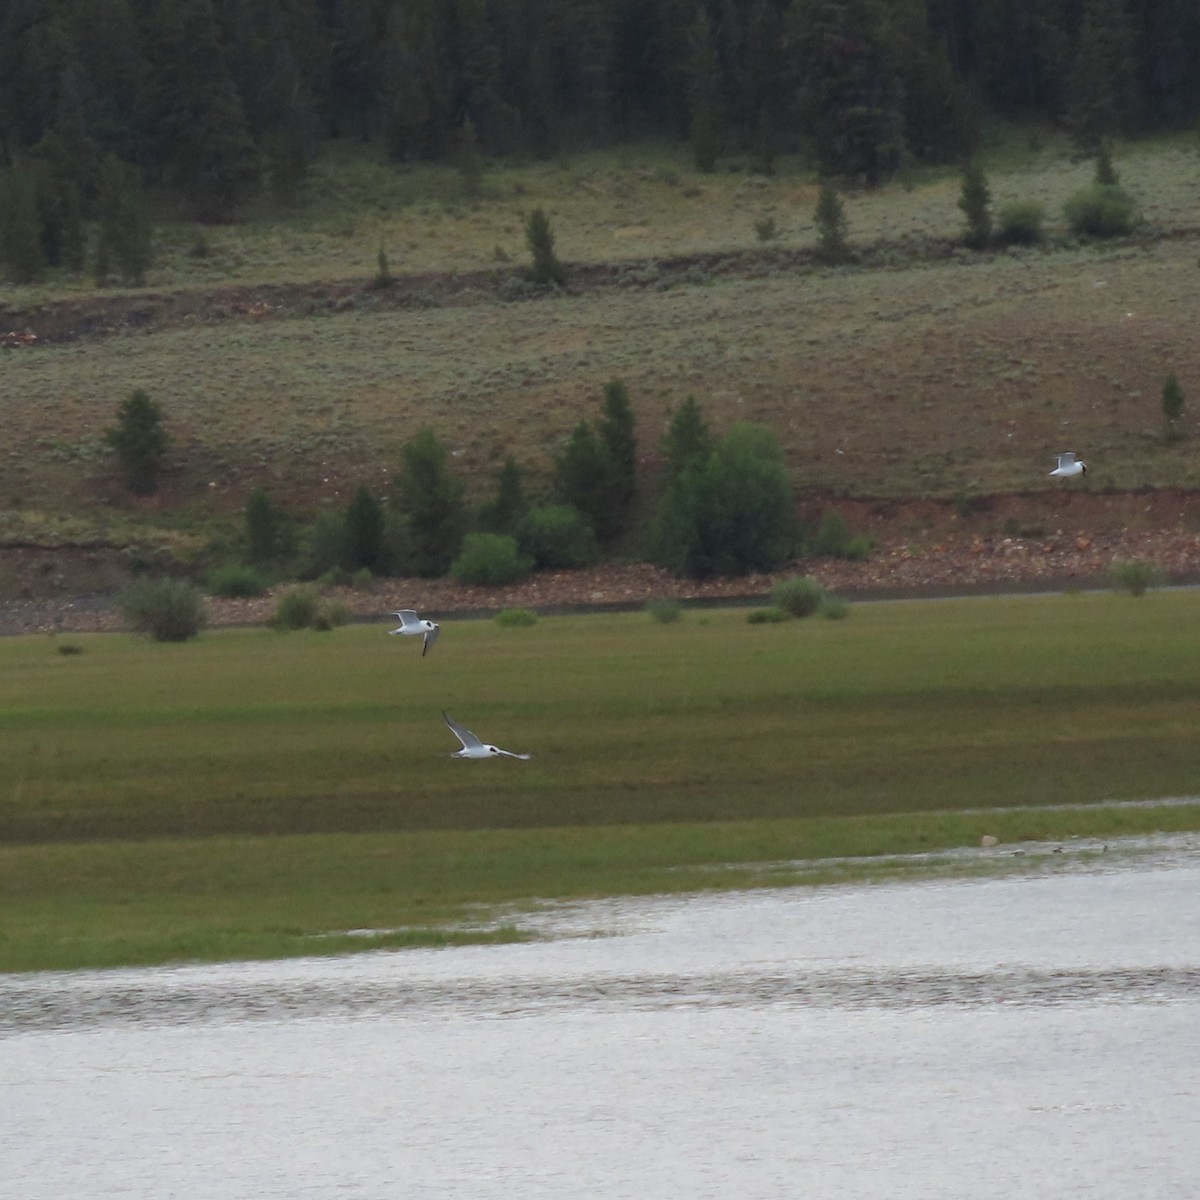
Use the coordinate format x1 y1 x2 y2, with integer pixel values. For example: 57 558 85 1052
442 712 530 760
1049 452 1087 479
389 610 440 656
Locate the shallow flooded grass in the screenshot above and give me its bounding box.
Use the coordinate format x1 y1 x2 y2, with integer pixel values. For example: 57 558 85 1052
3 591 1200 970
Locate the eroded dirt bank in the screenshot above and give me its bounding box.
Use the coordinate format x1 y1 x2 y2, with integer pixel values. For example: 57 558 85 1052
5 486 1200 635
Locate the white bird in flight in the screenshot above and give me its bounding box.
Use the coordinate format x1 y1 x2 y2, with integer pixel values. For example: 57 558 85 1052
443 712 530 760
389 610 440 656
1049 452 1087 479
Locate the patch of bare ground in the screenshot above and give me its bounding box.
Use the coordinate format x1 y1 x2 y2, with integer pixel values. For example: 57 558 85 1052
7 488 1200 636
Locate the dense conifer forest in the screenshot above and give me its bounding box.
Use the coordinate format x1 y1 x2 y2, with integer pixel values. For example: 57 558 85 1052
1 0 1197 241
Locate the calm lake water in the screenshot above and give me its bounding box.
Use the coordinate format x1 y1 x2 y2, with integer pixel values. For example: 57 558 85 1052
4 837 1199 1199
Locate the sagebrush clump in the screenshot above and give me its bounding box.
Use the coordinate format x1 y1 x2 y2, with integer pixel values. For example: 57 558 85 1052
995 200 1045 245
810 509 871 560
1109 560 1164 597
120 577 207 642
645 598 684 624
771 576 826 618
494 607 538 627
1063 184 1136 237
269 586 321 630
746 607 790 624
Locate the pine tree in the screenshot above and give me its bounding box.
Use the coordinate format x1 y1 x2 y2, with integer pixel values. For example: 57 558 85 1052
597 378 637 537
744 0 785 175
394 428 467 577
374 246 393 289
958 161 992 249
326 0 385 142
557 0 615 143
59 182 86 273
51 58 99 194
258 41 316 205
1069 0 1139 150
786 0 906 185
343 485 386 571
0 167 46 284
381 1 451 162
456 0 518 151
1094 142 1120 185
523 34 559 158
654 423 793 578
95 155 151 284
188 77 261 223
685 6 722 172
105 389 168 496
33 127 86 272
245 487 283 564
888 4 980 163
478 455 528 535
1137 0 1200 126
554 420 608 536
69 0 143 167
456 115 485 201
662 396 713 482
814 183 850 263
141 0 259 221
524 207 566 285
1161 373 1185 436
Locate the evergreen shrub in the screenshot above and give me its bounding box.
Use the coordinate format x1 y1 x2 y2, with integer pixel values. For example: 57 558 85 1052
653 423 794 578
516 505 599 569
450 534 531 586
245 487 284 564
207 564 268 597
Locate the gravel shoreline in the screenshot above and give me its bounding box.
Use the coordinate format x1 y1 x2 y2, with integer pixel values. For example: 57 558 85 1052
7 525 1200 637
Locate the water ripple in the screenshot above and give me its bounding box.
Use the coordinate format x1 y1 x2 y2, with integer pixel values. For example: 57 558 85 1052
3 962 1197 1035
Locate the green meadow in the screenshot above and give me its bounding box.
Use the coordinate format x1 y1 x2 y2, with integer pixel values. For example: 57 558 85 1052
3 591 1200 972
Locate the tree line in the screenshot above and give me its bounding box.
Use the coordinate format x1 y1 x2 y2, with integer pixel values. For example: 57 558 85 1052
1 0 1196 236
104 376 871 590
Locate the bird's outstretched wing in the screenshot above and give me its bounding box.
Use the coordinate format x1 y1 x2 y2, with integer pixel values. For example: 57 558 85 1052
497 749 531 760
422 625 441 656
443 712 482 751
1057 452 1076 468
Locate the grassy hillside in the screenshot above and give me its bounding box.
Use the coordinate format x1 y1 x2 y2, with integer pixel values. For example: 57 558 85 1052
3 592 1200 970
2 131 1200 577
